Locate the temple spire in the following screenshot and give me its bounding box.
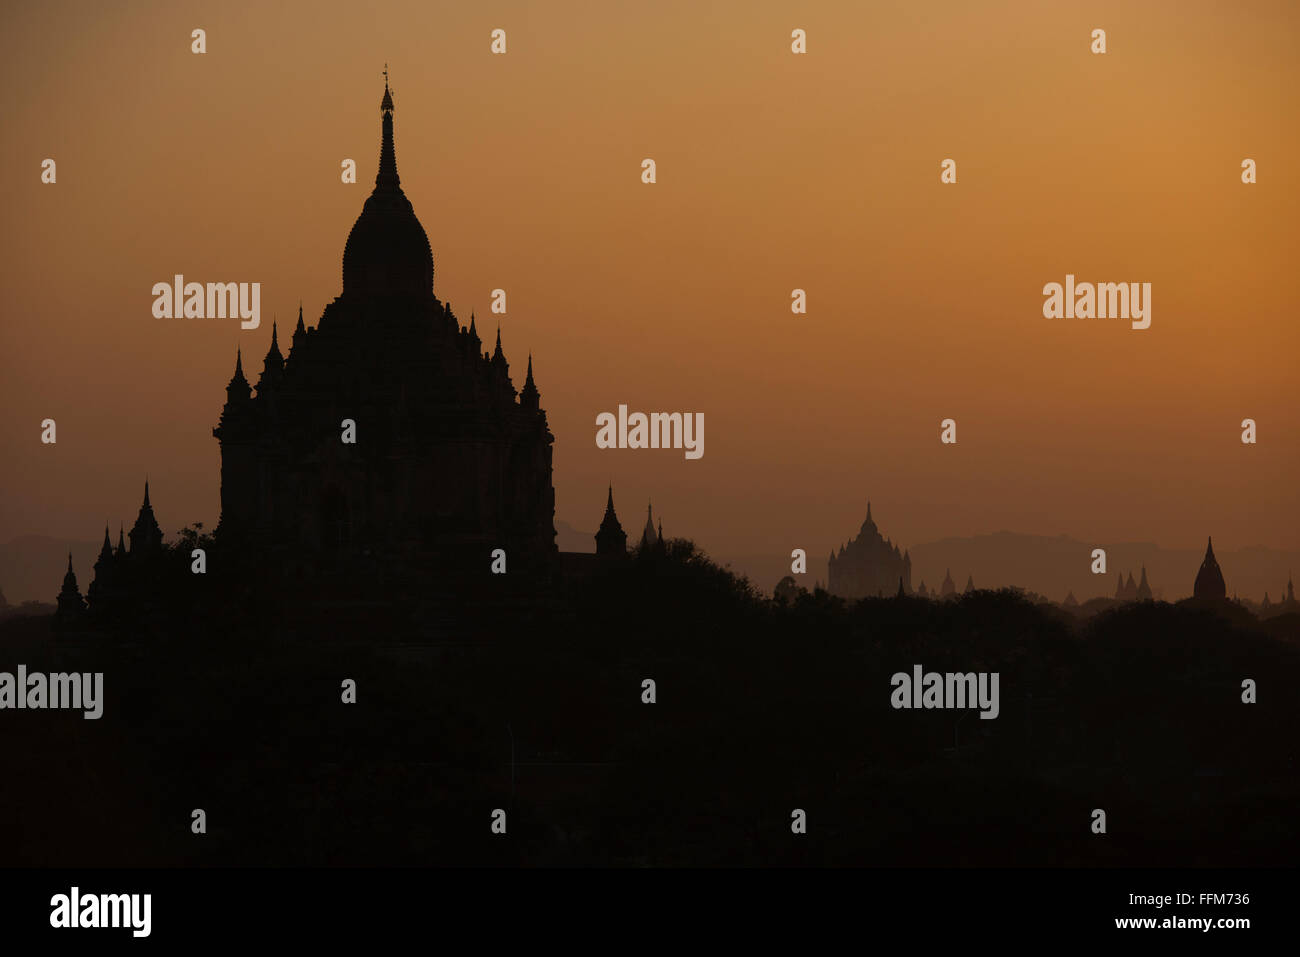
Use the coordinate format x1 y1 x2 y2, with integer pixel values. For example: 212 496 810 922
258 322 285 390
224 346 251 406
595 482 628 559
130 478 164 555
520 352 540 410
266 321 283 362
1136 565 1152 601
490 326 509 379
376 68 400 189
640 501 658 549
55 552 85 625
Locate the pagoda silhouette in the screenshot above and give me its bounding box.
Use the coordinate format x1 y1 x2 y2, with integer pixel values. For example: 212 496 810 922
53 75 650 626
212 76 558 579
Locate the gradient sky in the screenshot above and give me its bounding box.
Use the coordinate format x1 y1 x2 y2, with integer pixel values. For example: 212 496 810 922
2 0 1297 572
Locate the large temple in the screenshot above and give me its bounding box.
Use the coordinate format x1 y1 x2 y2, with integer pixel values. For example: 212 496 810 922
51 77 658 629
212 77 558 576
827 502 912 600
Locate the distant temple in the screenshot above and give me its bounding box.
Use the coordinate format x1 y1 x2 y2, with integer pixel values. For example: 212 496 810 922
1250 574 1295 618
940 569 956 598
637 503 666 554
1113 566 1152 602
1275 575 1299 614
1192 537 1227 600
639 504 658 550
1135 566 1152 601
827 502 911 600
212 77 557 576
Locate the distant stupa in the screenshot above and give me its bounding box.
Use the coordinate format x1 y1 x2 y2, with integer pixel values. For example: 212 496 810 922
940 568 956 598
1193 537 1227 600
639 503 659 549
1135 566 1152 601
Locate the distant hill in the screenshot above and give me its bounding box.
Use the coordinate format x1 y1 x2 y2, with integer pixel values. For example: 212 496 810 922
556 520 594 554
718 532 1298 603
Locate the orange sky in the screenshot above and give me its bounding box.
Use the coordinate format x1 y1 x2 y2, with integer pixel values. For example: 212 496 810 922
1 0 1297 566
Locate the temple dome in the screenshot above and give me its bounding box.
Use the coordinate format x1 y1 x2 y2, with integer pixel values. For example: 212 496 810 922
341 79 434 299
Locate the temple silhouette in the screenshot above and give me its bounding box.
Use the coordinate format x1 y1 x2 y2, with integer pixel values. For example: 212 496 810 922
1193 536 1227 600
827 502 912 599
48 77 666 626
1112 566 1153 602
213 77 557 578
50 482 169 630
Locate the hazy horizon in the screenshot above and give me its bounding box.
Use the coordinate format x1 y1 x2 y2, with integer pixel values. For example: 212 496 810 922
4 520 1295 607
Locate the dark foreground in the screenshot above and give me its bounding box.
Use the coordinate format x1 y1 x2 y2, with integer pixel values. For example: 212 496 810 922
2 542 1297 868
